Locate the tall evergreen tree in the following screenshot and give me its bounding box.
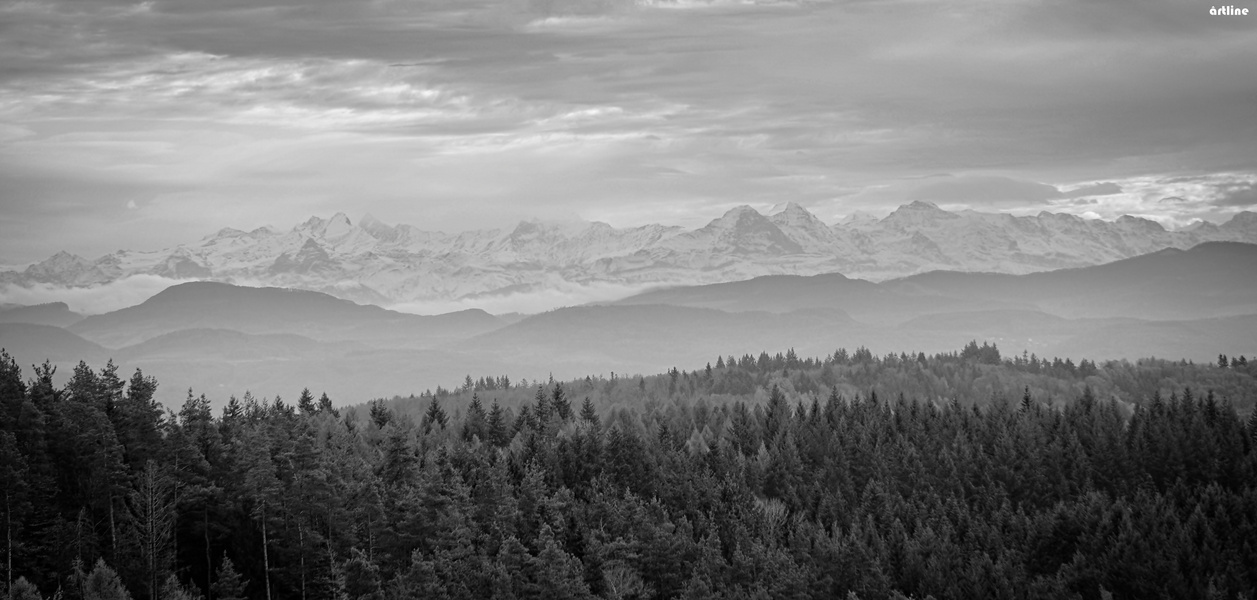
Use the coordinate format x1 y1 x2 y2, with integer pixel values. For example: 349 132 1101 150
211 554 249 600
298 388 317 415
421 397 448 434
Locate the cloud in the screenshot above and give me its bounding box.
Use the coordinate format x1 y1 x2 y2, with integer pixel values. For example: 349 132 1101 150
2 0 1257 261
1210 181 1257 208
907 176 1063 206
1063 182 1122 198
387 278 653 315
0 274 189 315
903 176 1125 210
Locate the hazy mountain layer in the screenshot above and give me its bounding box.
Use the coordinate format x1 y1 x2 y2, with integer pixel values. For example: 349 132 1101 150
4 203 1255 308
67 281 504 348
2 243 1252 408
618 242 1257 322
0 302 83 328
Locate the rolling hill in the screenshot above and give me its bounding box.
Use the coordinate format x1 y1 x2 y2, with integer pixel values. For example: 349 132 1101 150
0 302 84 328
68 281 506 348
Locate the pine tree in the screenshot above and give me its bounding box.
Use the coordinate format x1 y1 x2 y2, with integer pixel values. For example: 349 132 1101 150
8 577 41 600
1 431 32 597
160 574 199 600
83 559 131 600
240 428 279 600
128 459 176 600
212 554 249 600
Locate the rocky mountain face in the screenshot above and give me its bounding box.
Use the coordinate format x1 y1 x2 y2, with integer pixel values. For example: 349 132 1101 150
4 203 1256 308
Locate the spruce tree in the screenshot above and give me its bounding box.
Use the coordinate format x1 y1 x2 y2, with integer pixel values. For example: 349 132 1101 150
551 383 571 422
579 397 598 426
422 397 448 434
298 388 317 415
317 392 337 416
488 401 509 447
463 394 487 442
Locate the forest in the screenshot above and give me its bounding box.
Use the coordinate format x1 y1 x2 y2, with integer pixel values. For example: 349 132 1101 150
2 342 1256 600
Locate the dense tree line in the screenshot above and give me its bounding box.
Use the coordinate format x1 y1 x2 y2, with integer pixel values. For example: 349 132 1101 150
1 345 1256 600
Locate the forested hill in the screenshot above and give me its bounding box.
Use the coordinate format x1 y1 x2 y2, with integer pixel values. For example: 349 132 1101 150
2 344 1256 600
365 342 1257 422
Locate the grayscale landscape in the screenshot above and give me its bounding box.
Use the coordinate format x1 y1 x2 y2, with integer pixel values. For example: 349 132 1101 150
2 0 1255 598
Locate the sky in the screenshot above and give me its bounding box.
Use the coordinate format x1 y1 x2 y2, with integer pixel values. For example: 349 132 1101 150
2 0 1256 263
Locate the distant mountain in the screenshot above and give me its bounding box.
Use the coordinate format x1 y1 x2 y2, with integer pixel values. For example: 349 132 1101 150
1046 315 1257 363
0 322 516 407
617 242 1257 322
456 304 861 375
0 323 107 365
884 241 1257 320
68 281 505 348
613 272 1025 325
116 328 330 361
4 240 1254 408
4 204 1255 308
0 302 84 328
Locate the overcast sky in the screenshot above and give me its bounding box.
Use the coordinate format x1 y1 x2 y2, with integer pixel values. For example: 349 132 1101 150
2 0 1256 263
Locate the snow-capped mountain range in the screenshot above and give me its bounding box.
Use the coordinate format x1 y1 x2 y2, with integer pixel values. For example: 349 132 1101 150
5 202 1256 309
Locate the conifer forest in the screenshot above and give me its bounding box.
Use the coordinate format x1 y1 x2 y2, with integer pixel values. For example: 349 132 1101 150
2 344 1256 600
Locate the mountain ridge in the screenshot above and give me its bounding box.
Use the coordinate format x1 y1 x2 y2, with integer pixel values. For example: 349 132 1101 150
4 204 1256 311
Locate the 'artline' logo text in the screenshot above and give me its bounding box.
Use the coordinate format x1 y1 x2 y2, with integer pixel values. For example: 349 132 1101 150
1210 5 1249 14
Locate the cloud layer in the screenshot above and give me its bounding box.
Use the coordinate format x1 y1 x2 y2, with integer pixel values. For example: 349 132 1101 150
2 0 1256 261
0 275 192 315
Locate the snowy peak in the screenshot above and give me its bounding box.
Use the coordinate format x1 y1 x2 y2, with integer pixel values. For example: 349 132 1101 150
23 251 95 282
701 206 777 236
770 202 837 252
507 220 548 244
206 227 246 241
880 201 959 228
5 203 1257 310
269 238 335 275
359 213 397 241
152 248 211 279
694 205 802 255
323 213 353 239
1114 215 1167 233
294 213 354 239
770 202 824 228
1221 211 1257 235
